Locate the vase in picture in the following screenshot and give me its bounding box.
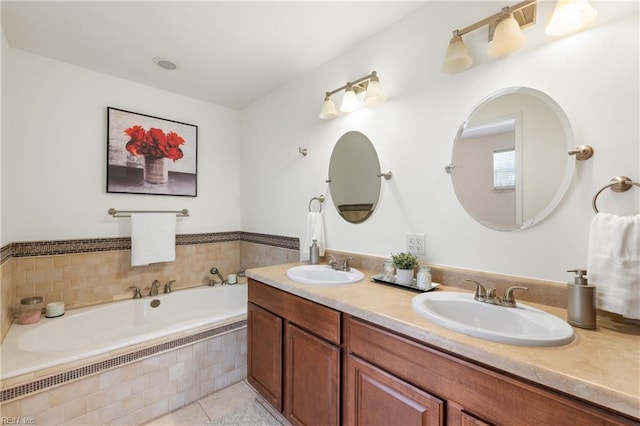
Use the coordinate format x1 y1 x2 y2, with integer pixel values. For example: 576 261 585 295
144 156 168 184
395 268 414 285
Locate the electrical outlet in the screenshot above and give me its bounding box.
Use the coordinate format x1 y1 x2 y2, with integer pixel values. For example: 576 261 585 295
405 233 426 256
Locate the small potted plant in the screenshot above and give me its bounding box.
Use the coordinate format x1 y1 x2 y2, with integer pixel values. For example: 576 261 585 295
391 252 419 284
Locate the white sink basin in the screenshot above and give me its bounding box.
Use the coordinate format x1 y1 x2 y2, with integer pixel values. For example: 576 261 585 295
286 265 364 285
411 292 574 347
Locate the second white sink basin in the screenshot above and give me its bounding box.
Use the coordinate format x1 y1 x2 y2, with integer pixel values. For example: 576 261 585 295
411 292 574 347
286 265 364 285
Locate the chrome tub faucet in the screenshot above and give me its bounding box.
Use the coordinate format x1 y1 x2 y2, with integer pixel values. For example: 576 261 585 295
150 280 161 296
209 267 226 286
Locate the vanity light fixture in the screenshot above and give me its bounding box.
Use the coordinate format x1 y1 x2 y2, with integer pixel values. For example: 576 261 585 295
318 71 385 120
487 11 527 58
545 0 598 36
442 0 598 74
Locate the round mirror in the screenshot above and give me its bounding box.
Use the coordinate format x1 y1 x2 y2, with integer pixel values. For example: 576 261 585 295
451 87 575 231
328 131 381 224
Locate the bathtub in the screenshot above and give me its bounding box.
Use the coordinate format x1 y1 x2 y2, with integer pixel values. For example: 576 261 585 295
1 284 247 380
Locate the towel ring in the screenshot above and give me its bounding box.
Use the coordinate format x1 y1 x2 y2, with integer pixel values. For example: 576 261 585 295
309 195 325 213
592 176 640 213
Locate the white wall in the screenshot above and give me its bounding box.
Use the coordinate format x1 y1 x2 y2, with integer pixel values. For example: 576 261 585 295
2 47 241 243
240 1 639 282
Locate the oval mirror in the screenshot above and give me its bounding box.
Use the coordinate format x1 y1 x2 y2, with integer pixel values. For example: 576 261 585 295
451 87 575 231
328 131 381 224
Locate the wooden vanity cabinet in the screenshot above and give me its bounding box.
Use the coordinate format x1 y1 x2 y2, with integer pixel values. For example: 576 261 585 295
346 354 444 426
249 278 635 426
345 316 635 426
248 279 341 426
247 302 282 410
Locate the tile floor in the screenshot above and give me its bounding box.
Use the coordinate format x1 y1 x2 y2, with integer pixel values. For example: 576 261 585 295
146 381 286 426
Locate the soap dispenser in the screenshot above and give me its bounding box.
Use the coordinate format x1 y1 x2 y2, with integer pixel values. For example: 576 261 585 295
566 269 596 329
309 239 320 265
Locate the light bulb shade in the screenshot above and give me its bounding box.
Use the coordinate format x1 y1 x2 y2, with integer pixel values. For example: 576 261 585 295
545 0 598 36
441 34 473 74
340 88 360 113
364 78 385 105
488 13 526 58
318 97 337 120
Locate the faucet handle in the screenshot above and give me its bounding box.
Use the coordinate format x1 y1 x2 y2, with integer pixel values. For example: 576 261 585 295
164 280 176 294
465 279 486 302
128 286 142 299
342 257 353 271
502 286 529 307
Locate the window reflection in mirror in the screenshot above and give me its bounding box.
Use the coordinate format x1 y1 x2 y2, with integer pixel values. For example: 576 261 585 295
328 131 381 224
451 87 575 231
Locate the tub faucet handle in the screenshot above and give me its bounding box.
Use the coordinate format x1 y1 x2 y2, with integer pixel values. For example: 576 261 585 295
128 286 142 299
164 280 176 294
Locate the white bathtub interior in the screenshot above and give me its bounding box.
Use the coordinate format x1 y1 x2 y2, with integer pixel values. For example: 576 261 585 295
1 284 247 380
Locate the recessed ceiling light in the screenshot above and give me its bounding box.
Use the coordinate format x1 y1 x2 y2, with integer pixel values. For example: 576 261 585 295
152 57 177 70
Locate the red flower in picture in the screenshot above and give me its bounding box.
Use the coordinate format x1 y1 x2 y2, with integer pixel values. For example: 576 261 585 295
124 125 185 162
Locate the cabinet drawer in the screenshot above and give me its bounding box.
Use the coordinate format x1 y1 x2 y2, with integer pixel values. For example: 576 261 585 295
249 279 341 344
346 316 632 426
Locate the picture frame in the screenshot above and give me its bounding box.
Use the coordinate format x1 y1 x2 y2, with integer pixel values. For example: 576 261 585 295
107 107 198 197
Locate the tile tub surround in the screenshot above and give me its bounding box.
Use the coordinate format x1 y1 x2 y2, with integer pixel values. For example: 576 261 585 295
0 323 247 425
0 231 300 343
246 262 640 420
1 260 14 344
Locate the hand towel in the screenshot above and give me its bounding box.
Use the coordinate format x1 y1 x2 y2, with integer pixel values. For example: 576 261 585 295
302 212 325 256
131 213 176 267
587 212 640 319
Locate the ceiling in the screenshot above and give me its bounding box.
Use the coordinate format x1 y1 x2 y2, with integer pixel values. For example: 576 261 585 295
1 1 426 110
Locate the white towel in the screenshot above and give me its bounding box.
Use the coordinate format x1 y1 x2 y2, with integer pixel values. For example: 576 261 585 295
131 213 176 267
302 212 325 256
587 213 640 319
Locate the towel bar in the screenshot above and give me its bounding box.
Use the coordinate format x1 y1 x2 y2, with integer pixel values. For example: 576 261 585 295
108 208 189 218
592 176 639 213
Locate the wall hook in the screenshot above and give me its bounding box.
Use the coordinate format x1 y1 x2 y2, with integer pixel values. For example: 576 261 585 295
298 147 308 156
377 171 393 180
444 163 456 174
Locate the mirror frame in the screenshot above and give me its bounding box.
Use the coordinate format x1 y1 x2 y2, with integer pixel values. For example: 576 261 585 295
328 131 382 224
451 87 576 231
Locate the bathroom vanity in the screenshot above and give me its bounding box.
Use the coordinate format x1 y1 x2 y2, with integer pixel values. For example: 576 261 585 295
246 263 639 426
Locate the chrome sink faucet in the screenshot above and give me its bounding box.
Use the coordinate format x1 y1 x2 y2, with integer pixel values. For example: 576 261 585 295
327 255 353 271
465 279 528 308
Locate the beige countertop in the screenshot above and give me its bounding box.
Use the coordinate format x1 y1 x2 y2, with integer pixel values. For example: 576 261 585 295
246 262 640 420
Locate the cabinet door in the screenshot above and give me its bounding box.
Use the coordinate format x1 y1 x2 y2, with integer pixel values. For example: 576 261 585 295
460 412 493 426
247 302 283 410
346 355 444 426
284 323 340 426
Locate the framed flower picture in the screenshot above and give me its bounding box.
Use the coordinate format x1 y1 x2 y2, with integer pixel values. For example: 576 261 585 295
107 107 197 197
